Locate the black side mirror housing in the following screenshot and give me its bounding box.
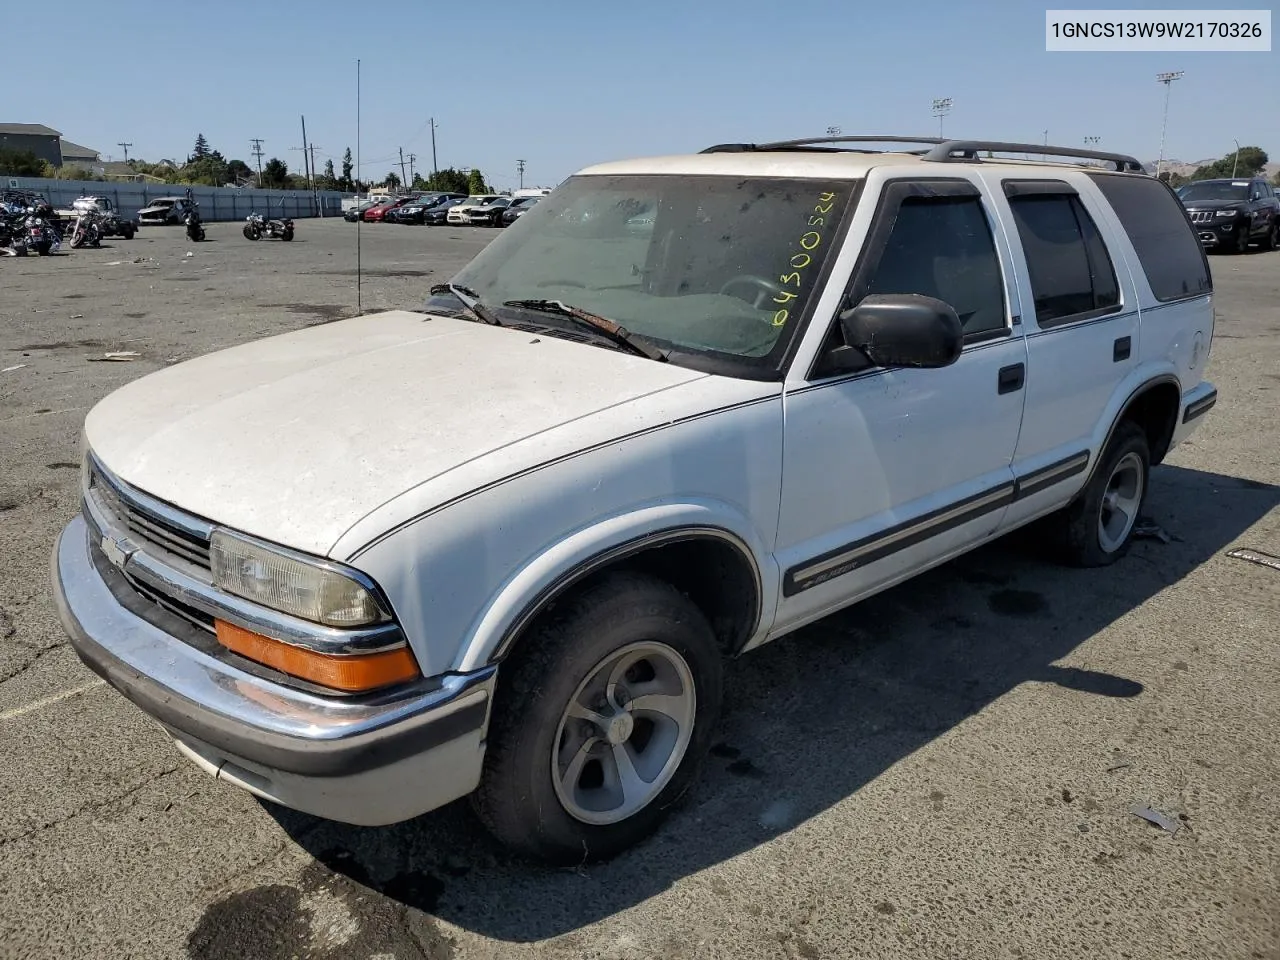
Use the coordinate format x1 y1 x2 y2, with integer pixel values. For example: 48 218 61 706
837 294 964 370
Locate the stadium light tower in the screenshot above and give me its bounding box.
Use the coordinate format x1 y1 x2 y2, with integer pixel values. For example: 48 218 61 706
826 125 842 137
1155 71 1184 179
931 98 952 139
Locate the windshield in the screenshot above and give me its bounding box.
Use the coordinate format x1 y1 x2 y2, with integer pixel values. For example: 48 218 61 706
1178 181 1249 203
427 174 853 371
149 200 175 208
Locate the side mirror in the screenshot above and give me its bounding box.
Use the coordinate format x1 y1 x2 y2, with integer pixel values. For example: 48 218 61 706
838 294 964 369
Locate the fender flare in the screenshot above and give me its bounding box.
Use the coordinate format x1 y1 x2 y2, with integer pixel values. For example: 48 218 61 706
452 502 775 673
1080 370 1182 493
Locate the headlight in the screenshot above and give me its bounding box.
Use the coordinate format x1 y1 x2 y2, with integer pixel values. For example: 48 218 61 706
210 529 388 627
1216 209 1238 217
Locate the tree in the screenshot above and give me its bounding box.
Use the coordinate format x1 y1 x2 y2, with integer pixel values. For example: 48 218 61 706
190 133 211 163
467 168 487 194
384 171 401 191
319 158 337 190
1187 146 1269 182
341 148 354 191
261 157 289 188
424 167 471 193
0 148 45 176
226 159 253 184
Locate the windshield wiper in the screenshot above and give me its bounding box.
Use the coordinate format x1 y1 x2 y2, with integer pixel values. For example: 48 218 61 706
502 299 667 362
428 282 502 325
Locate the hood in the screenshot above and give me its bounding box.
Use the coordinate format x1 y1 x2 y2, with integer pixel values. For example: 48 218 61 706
1180 198 1247 212
85 311 708 556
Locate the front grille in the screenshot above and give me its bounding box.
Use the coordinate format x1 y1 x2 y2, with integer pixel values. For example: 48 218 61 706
89 465 212 571
1189 211 1214 223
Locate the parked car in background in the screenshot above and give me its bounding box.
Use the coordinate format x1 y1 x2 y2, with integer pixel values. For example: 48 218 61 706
468 197 511 226
137 197 192 226
423 197 468 225
388 193 467 224
344 200 384 222
363 196 419 223
447 195 503 225
1176 177 1280 253
500 196 541 226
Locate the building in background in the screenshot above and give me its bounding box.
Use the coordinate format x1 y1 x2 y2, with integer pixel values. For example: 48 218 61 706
59 139 102 171
0 123 63 167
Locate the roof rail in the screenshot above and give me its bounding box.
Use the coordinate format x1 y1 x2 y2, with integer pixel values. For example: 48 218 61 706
922 140 1145 172
701 135 944 154
699 136 1146 173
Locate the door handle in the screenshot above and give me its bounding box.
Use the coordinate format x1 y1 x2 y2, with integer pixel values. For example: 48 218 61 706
1113 336 1131 362
998 363 1024 394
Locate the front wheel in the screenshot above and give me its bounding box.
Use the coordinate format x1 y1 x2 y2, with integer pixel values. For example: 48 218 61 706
121 224 135 240
281 228 293 241
1234 225 1251 254
472 571 723 865
1052 421 1150 567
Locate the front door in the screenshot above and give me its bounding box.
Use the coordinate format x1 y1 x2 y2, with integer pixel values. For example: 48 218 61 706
772 175 1029 634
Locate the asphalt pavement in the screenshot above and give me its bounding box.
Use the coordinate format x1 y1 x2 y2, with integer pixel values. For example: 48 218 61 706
1 219 1277 960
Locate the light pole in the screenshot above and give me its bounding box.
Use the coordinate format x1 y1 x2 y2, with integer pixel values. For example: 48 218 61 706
1084 136 1100 146
826 125 842 138
1155 70 1184 179
931 99 952 139
429 118 438 176
1232 138 1241 177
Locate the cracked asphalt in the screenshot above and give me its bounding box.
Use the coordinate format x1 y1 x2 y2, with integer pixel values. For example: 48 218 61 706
1 220 1278 960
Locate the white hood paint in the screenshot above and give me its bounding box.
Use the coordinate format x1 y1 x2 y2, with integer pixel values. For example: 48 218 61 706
86 310 711 556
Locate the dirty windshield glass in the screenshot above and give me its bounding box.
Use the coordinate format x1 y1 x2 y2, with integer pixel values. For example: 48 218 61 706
428 175 853 372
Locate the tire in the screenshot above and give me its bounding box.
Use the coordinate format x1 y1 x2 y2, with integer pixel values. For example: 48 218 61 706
281 228 293 241
1234 223 1251 254
1262 218 1279 252
70 229 84 249
1052 420 1150 567
35 242 51 256
121 224 135 240
472 570 723 865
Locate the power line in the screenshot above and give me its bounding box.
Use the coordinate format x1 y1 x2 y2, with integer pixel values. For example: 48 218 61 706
117 142 132 163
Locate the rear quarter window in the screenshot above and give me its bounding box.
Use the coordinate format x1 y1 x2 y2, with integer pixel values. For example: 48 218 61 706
1087 173 1212 303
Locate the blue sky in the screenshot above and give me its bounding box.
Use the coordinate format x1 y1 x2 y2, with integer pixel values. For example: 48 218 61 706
9 0 1276 187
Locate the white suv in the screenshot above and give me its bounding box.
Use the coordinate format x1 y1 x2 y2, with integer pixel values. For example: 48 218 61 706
53 136 1217 865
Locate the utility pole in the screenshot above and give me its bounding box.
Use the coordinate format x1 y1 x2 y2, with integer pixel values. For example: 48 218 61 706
931 98 952 139
1232 138 1241 178
430 118 438 175
516 159 525 190
1155 70 1184 180
117 142 132 163
309 143 322 215
408 153 417 185
398 147 408 191
250 138 264 187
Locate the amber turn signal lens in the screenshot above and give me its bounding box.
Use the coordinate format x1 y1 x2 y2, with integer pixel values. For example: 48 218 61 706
215 620 421 693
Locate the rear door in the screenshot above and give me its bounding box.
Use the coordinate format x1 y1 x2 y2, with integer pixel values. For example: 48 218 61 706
984 176 1140 522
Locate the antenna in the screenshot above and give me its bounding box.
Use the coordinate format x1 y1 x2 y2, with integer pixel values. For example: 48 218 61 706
356 58 362 315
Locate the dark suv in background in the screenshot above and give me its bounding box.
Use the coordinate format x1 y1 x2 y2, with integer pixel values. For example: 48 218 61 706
1177 177 1280 253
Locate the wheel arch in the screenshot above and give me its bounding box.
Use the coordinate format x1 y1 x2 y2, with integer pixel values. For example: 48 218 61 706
1082 373 1182 494
459 523 767 674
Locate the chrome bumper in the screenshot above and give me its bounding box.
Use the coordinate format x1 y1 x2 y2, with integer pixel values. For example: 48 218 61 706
52 515 494 821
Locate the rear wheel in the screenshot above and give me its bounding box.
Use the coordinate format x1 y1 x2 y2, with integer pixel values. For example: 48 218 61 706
281 227 294 241
1051 421 1150 567
472 571 722 865
1234 224 1251 253
1262 218 1280 252
121 223 135 240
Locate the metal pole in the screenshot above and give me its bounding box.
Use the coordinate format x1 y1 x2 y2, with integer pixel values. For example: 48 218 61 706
1232 138 1241 177
1155 71 1183 180
357 58 362 314
430 118 438 176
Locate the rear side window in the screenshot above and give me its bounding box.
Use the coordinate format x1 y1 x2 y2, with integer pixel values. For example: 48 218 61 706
1088 173 1212 303
1008 193 1119 326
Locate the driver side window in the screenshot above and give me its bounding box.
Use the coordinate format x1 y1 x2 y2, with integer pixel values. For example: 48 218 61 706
814 189 1007 377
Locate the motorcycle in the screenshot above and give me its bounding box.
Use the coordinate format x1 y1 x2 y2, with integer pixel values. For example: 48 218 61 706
184 206 206 242
69 209 103 249
243 211 294 241
20 213 59 256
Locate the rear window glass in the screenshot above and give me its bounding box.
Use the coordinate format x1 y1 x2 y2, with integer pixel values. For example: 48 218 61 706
1089 174 1211 302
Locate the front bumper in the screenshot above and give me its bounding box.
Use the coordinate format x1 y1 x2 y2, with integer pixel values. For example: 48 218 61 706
51 514 494 825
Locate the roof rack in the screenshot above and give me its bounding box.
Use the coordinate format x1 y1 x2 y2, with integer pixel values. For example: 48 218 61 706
923 140 1145 173
699 136 1146 173
701 136 945 154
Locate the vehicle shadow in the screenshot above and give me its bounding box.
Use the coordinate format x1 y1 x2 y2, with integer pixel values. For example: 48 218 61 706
265 464 1278 943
